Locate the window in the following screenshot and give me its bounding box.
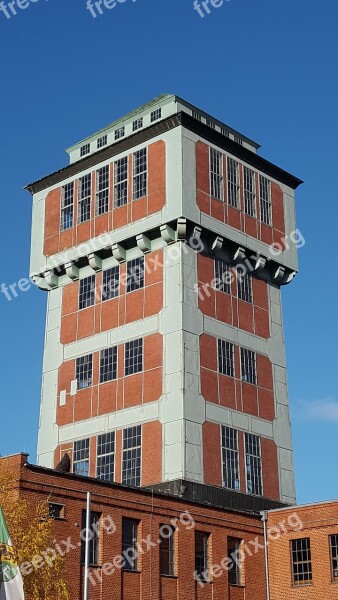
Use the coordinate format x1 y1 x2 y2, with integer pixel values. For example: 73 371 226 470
243 167 256 217
240 348 256 384
61 182 74 231
78 173 91 223
234 135 243 146
97 432 115 482
96 165 109 215
114 157 128 207
206 119 215 129
122 518 139 571
76 354 93 389
222 427 239 490
330 535 338 582
133 148 147 199
160 525 175 576
192 110 202 121
221 127 229 137
260 176 272 225
122 426 141 487
125 339 143 376
291 538 312 586
48 503 65 519
218 339 234 378
115 126 125 140
102 266 119 301
97 135 107 149
151 108 161 122
79 275 96 310
210 147 223 201
227 157 240 208
126 256 144 293
215 259 231 294
80 143 90 157
81 511 101 565
73 439 90 476
195 532 209 581
228 538 242 585
133 117 143 131
100 347 117 383
237 272 253 303
245 433 262 496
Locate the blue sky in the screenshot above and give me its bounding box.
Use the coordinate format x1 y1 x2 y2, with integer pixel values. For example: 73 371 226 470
0 0 337 504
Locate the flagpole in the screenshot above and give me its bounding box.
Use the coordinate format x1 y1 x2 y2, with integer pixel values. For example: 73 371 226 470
83 492 91 600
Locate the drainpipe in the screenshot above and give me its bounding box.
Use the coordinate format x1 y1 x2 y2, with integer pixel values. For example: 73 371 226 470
261 511 270 600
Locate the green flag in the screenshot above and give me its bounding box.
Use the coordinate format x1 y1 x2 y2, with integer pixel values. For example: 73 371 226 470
0 506 24 599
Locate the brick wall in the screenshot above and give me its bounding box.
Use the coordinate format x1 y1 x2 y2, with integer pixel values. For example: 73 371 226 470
196 140 286 247
44 140 166 257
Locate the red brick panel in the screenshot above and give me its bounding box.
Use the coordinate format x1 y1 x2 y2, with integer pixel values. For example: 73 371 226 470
203 421 222 487
261 438 280 501
142 421 162 485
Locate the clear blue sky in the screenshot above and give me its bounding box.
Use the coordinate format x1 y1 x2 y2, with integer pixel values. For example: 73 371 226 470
0 0 337 504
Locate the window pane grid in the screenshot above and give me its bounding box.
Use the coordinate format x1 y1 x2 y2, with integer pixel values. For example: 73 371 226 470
260 176 272 225
227 157 239 208
79 275 96 310
133 148 147 199
80 143 90 157
133 118 143 131
215 259 231 294
291 538 312 585
228 538 242 585
237 273 253 303
210 148 223 201
160 526 175 576
126 257 144 293
115 126 125 140
245 433 262 496
243 167 256 217
73 439 89 476
195 532 209 581
114 157 128 207
151 108 161 122
100 347 117 383
330 535 338 582
97 432 115 482
76 354 93 389
240 347 256 384
78 173 91 223
125 339 143 376
97 135 107 149
222 427 239 490
122 426 141 487
61 182 74 230
102 266 119 301
218 339 234 377
96 165 109 215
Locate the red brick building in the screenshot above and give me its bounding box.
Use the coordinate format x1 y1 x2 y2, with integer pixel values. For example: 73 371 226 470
1 453 275 600
25 95 302 506
266 501 338 599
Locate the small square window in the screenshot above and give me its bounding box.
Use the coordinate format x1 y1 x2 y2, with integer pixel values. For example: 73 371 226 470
192 110 202 121
80 143 90 157
115 126 125 140
206 119 216 129
97 135 107 149
150 108 162 122
48 503 65 520
133 118 143 131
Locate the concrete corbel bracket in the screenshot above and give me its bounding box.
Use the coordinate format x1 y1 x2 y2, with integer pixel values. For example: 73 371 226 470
176 217 187 241
65 261 79 281
136 234 152 254
282 270 297 285
233 246 246 262
273 265 285 282
211 235 224 253
112 243 126 263
253 255 267 272
160 224 176 244
88 252 102 272
43 270 58 289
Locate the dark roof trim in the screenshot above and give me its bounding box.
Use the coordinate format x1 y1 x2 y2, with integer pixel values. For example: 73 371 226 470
25 112 303 195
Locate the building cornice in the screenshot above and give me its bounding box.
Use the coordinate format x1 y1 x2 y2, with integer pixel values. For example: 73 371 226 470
25 113 303 195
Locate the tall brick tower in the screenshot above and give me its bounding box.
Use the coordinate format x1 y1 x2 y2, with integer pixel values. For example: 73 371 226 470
26 95 302 505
